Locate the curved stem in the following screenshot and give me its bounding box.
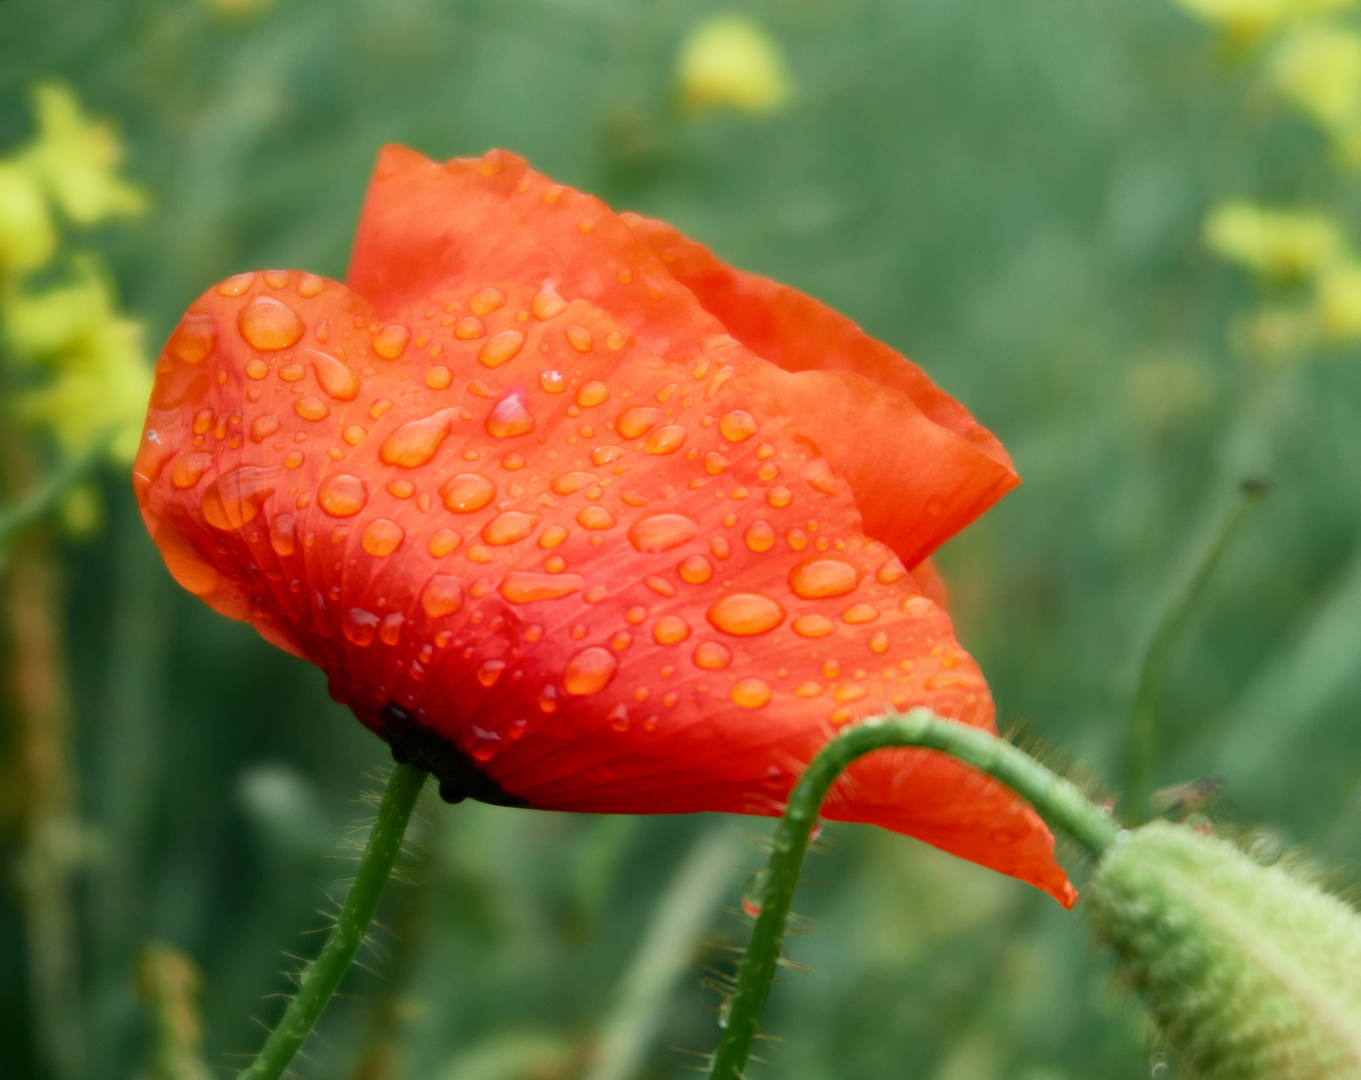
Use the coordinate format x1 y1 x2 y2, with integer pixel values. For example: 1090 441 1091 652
1125 478 1266 823
238 763 427 1080
707 709 1116 1080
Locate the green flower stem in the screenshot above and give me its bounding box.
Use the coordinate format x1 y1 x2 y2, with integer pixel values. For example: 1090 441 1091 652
238 763 427 1080
0 431 113 556
707 709 1117 1080
1125 479 1266 823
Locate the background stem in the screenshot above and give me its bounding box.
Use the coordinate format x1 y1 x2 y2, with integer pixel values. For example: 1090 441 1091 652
237 763 427 1080
1125 479 1267 823
707 709 1117 1080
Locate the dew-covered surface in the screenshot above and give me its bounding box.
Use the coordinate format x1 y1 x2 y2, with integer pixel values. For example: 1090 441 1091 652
3 1 1361 1079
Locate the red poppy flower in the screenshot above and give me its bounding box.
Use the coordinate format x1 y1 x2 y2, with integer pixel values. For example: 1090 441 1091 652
134 145 1074 906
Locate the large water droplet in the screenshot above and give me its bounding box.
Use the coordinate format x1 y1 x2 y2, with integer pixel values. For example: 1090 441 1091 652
249 415 280 444
294 396 330 421
532 281 568 319
486 391 535 437
499 571 584 604
706 593 785 636
627 513 698 553
788 557 860 600
317 474 367 518
170 452 213 489
677 554 713 584
239 297 304 350
440 473 496 514
566 326 593 353
551 471 598 495
577 506 615 530
270 514 296 556
563 646 618 696
470 287 506 315
616 406 661 439
744 520 775 552
429 528 461 557
576 380 609 407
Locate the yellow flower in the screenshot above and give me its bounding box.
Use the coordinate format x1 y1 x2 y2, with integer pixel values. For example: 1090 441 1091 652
1272 25 1361 129
3 256 112 356
677 15 792 115
1172 0 1356 47
0 163 55 273
1204 200 1342 279
21 82 145 225
1316 257 1361 336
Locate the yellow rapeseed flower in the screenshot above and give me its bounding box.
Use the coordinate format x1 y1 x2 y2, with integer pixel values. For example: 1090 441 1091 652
1172 0 1355 47
677 15 792 115
1316 257 1361 336
1272 24 1361 129
1204 200 1342 279
0 163 55 272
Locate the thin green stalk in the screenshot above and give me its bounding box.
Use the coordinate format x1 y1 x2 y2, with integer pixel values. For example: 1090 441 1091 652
0 432 113 556
1125 479 1267 823
707 708 1116 1080
238 763 427 1080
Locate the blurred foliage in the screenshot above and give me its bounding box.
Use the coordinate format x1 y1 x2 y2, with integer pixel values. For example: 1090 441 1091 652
2 0 1361 1079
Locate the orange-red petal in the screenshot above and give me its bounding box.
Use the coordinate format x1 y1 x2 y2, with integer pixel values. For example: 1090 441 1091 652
135 148 1073 907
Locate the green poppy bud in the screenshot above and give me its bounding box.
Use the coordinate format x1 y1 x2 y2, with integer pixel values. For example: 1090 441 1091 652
1087 821 1361 1079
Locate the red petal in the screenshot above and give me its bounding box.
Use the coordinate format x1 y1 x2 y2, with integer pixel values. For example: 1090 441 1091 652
622 214 1019 568
136 148 1073 907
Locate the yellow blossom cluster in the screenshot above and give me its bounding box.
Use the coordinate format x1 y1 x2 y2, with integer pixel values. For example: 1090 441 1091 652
0 83 150 464
675 15 792 115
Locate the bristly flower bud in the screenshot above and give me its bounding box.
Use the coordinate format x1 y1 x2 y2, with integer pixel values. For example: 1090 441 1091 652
1087 821 1361 1079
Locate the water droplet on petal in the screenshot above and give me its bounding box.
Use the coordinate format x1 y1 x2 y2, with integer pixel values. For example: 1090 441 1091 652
270 514 296 556
202 466 277 529
744 520 775 552
297 273 326 298
381 408 462 468
239 297 304 350
843 603 879 624
343 608 379 646
540 370 566 393
294 396 330 421
563 646 618 695
578 506 615 530
478 330 526 368
476 659 506 687
166 312 216 364
373 324 411 359
421 576 464 617
576 380 609 407
628 513 698 553
499 571 585 603
171 453 213 489
678 554 713 584
538 524 569 548
486 391 535 437
591 445 625 467
470 287 506 315
653 615 691 645
692 641 732 669
215 272 255 297
440 473 496 513
429 528 461 557
876 557 909 584
719 410 758 442
644 425 687 455
803 458 837 494
789 557 860 600
309 349 360 401
317 474 367 518
792 614 836 638
532 281 568 319
482 511 538 545
766 485 792 508
537 685 559 713
616 406 661 439
426 366 452 389
566 326 593 352
869 631 890 653
362 518 405 556
731 678 772 708
551 471 598 495
706 594 785 636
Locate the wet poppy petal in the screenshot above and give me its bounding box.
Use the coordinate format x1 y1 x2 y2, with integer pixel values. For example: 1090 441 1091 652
137 148 1074 908
621 213 1019 569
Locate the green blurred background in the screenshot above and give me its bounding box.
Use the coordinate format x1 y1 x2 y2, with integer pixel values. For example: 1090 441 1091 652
3 0 1361 1077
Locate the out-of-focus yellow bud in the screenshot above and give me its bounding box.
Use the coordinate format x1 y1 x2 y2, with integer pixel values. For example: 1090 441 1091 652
20 311 151 462
1204 200 1342 279
1273 25 1361 129
677 15 792 115
23 83 144 225
1172 0 1356 48
59 484 102 538
0 162 55 273
1315 258 1361 336
2 257 112 356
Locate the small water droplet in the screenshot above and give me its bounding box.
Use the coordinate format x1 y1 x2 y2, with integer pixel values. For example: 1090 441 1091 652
308 349 360 401
766 485 792 508
551 471 598 495
343 608 379 646
476 659 506 687
421 576 464 617
591 444 624 466
843 603 878 624
170 453 214 489
215 272 255 297
718 410 757 442
692 641 731 669
653 615 691 645
270 514 296 556
470 287 506 315
482 511 538 545
566 325 593 353
677 553 713 584
538 524 569 548
563 646 618 696
730 678 773 708
429 528 461 557
166 312 216 364
294 396 329 422
616 406 661 439
869 631 890 653
532 281 568 319
478 330 526 368
643 425 686 455
577 505 615 530
792 614 835 638
744 520 775 552
789 557 860 600
372 324 411 359
576 380 609 407
486 391 535 437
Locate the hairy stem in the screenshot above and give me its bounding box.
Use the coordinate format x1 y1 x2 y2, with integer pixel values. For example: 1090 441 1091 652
1125 479 1266 823
707 709 1116 1080
238 763 427 1080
